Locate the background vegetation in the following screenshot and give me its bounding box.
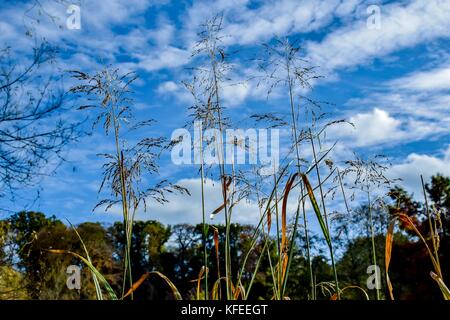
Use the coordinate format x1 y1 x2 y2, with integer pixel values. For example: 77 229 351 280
0 174 448 300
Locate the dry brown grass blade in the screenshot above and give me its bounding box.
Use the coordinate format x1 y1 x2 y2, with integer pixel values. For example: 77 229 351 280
281 255 289 285
229 279 236 299
221 175 232 206
233 286 241 300
47 249 66 254
150 271 182 300
233 283 246 300
212 277 226 300
385 220 395 300
123 271 182 300
196 266 207 300
213 225 221 299
278 173 299 290
211 203 226 216
397 214 440 273
209 176 233 219
123 273 150 298
213 227 220 260
386 213 444 300
267 207 272 233
281 173 298 253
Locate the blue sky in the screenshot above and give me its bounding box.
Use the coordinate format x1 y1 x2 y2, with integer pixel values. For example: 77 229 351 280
1 0 450 227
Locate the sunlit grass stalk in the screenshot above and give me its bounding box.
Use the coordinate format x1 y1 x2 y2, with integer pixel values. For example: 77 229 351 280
67 220 103 300
273 173 283 298
98 69 134 299
284 46 313 299
309 130 340 299
244 239 270 299
255 175 280 299
300 183 314 299
198 124 209 299
367 191 380 300
203 18 232 299
110 100 133 300
237 164 291 295
280 196 301 297
421 175 440 270
337 168 350 215
237 158 334 295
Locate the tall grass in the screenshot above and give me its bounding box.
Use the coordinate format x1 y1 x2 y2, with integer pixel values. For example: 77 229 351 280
69 68 188 299
43 16 450 302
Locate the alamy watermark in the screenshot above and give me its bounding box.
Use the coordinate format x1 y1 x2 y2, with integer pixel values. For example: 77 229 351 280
366 5 381 30
66 265 81 290
366 264 381 290
171 121 279 176
66 4 81 30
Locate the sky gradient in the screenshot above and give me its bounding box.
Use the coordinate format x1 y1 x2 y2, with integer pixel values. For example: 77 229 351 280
1 0 450 227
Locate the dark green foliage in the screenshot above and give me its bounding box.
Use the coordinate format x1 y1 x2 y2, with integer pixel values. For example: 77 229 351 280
0 174 449 299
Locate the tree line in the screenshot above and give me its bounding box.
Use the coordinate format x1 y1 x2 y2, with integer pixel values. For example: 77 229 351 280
1 174 449 300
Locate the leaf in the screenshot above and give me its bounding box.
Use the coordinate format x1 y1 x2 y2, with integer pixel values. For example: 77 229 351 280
430 271 450 300
196 267 207 300
210 176 233 220
123 273 150 299
67 220 103 300
396 214 440 272
213 227 220 261
281 254 289 285
386 214 449 300
339 286 370 300
47 249 117 300
233 283 246 300
77 105 96 110
281 173 298 253
212 277 226 300
301 174 331 246
122 271 182 300
385 220 395 300
150 271 182 300
210 203 226 219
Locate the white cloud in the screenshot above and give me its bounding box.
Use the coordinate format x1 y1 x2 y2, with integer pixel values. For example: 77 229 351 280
222 83 250 107
180 0 365 48
129 178 263 225
389 66 450 91
157 81 179 93
342 65 450 146
136 46 191 71
93 177 306 226
389 145 450 197
306 0 450 74
329 108 405 147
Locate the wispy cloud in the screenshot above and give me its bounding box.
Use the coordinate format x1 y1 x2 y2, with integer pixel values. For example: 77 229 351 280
306 0 450 74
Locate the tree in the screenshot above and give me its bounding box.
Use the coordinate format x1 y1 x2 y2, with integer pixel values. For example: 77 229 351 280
0 44 78 200
0 220 10 264
426 174 450 238
7 211 63 298
381 175 450 299
337 235 388 300
108 220 172 300
0 265 28 299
